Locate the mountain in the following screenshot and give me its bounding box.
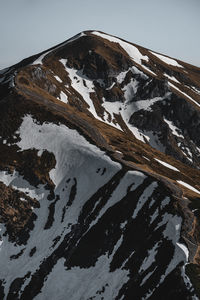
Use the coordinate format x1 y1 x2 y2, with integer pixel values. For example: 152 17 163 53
0 30 200 299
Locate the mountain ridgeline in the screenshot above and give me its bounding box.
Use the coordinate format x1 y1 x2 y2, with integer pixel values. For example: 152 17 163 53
0 31 200 299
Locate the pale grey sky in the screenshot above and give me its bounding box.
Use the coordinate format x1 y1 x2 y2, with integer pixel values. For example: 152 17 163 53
0 0 200 69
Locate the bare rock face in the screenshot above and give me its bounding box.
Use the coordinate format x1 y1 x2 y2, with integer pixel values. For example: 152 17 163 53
0 31 200 299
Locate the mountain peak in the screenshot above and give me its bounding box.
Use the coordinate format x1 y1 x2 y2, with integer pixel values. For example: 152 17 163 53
0 31 200 299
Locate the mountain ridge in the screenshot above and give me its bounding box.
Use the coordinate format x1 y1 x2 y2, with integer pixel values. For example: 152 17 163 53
2 30 200 73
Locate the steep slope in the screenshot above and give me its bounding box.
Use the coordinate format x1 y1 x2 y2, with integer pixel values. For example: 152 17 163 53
0 31 200 299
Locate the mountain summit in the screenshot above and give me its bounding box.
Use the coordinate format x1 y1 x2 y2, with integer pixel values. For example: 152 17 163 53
0 31 200 299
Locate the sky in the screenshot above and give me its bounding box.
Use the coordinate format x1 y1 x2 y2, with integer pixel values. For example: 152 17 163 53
0 0 200 69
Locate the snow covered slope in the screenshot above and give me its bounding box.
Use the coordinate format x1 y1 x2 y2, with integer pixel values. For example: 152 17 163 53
0 31 200 299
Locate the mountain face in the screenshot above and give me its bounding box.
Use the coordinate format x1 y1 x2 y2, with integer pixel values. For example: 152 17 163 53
0 31 200 300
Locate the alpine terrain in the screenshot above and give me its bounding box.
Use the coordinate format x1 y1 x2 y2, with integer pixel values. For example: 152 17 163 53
1 30 200 300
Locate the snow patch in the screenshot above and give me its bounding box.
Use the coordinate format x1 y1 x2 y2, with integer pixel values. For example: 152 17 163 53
59 91 68 103
177 180 200 195
143 130 166 152
164 74 180 83
132 182 158 219
139 243 159 273
163 118 184 138
150 51 183 68
130 97 163 113
102 100 123 131
141 65 157 76
54 75 62 83
169 83 200 108
191 86 200 95
154 158 180 172
32 50 52 65
143 156 150 161
60 59 102 121
177 242 189 261
122 78 138 101
92 31 148 65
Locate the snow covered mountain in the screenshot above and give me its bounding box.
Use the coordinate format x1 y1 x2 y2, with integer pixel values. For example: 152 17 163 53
0 30 200 299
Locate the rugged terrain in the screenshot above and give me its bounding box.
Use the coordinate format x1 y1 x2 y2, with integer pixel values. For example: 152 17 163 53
0 30 200 299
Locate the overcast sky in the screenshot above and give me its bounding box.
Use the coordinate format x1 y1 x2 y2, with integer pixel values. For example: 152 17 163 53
0 0 200 69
